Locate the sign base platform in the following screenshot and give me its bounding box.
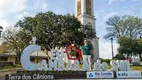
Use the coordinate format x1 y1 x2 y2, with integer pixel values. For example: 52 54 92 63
5 71 142 80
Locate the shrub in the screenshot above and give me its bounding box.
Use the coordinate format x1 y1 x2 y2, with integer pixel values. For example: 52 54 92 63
114 53 126 60
100 58 111 65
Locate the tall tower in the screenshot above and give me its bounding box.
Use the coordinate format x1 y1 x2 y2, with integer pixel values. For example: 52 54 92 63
75 0 99 61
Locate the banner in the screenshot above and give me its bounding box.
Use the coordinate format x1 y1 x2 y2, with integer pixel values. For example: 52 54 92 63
116 71 142 78
87 71 114 78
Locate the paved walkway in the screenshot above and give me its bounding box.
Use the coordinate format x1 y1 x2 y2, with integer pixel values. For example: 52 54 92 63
0 70 16 80
0 76 4 80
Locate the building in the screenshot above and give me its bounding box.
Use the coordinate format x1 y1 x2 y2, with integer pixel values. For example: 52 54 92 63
75 0 99 61
0 51 49 65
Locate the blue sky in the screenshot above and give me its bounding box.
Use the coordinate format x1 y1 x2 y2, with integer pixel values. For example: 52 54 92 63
0 0 142 59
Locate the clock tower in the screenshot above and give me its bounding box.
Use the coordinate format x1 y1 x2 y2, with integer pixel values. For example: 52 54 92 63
75 0 99 61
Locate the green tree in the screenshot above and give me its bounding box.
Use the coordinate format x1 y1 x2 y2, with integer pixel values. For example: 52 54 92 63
1 11 96 64
136 38 142 61
84 25 96 39
114 53 125 60
105 15 142 61
2 27 30 63
104 15 142 40
0 42 12 53
118 37 142 61
2 27 29 53
15 11 96 50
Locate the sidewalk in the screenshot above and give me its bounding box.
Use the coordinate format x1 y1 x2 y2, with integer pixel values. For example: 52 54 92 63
0 68 22 78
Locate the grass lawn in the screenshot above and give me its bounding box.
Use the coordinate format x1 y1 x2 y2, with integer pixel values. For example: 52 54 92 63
0 64 142 72
107 65 142 71
131 66 142 71
108 65 142 71
0 65 22 70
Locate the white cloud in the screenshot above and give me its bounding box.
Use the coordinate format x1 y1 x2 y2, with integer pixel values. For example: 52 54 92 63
0 0 27 31
108 0 127 5
33 0 48 11
99 39 119 59
0 0 27 18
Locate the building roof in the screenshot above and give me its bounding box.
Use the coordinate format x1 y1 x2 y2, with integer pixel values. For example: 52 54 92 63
31 51 48 58
0 52 17 57
0 51 48 58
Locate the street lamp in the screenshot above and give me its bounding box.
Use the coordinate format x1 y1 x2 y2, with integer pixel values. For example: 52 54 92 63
110 38 114 59
0 26 3 38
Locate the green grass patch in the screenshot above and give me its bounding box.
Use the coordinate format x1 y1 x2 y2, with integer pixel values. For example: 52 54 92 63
17 71 86 74
1 64 142 72
130 66 142 71
0 64 22 70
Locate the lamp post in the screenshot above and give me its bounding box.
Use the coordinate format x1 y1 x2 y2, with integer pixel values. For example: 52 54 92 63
110 38 114 59
0 26 3 38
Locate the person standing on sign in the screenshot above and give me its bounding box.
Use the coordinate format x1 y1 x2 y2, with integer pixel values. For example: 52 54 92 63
81 40 93 70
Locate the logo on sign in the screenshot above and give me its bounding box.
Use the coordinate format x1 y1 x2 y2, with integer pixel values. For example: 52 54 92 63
118 73 128 76
87 72 94 78
116 71 142 78
89 73 93 77
87 71 114 79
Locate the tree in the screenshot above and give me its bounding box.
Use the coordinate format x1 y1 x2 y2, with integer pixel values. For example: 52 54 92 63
1 11 96 64
84 25 96 39
118 37 133 55
15 11 96 50
2 27 30 53
136 38 142 61
104 15 142 40
114 53 125 60
104 15 142 60
2 27 30 63
118 37 142 61
0 42 12 53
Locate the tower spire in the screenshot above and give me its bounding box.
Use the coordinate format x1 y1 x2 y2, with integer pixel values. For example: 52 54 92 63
75 0 99 61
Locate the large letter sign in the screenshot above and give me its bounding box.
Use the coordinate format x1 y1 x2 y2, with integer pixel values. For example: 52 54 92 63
21 45 41 70
20 44 133 72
